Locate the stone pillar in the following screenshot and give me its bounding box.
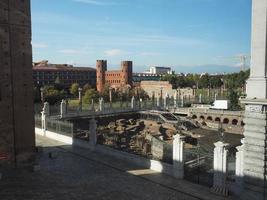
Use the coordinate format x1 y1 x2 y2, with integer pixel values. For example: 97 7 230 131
139 98 142 109
174 91 178 108
78 88 82 112
239 1 267 199
199 94 202 103
89 118 97 147
212 141 229 195
109 88 112 103
152 91 155 106
99 98 104 112
41 102 50 131
131 96 135 110
60 100 67 118
164 93 168 109
156 94 160 108
173 134 185 179
234 139 245 195
91 99 95 111
78 88 82 101
181 95 184 107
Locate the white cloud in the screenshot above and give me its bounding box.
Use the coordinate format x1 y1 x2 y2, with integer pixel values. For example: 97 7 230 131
73 0 119 6
140 52 161 56
104 49 129 57
32 43 48 49
59 49 87 55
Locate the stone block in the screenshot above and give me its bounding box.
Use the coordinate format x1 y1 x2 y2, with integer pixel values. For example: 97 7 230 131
35 146 43 153
243 163 265 174
243 117 267 126
0 1 8 23
243 130 265 140
244 157 265 168
48 152 58 159
243 170 266 182
9 0 31 26
244 151 266 161
244 144 266 153
32 164 41 172
244 136 266 146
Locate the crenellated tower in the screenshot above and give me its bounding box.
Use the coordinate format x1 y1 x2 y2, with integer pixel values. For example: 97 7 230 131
121 61 133 86
96 60 107 93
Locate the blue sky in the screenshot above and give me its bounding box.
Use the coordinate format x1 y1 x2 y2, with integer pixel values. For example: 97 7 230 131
31 0 252 72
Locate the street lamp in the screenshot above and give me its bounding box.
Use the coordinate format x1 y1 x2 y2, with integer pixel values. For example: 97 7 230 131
218 122 225 142
78 87 82 102
192 85 196 103
78 87 82 111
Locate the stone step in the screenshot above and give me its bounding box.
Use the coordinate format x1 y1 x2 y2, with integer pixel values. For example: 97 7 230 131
210 186 229 197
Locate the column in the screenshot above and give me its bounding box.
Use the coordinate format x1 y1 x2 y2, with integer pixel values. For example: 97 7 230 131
199 94 202 103
181 95 184 107
41 102 50 131
60 99 67 118
152 91 155 107
131 96 135 110
240 1 267 199
91 99 95 111
156 94 160 108
212 141 229 196
78 88 82 112
89 118 97 147
163 93 168 109
99 98 104 112
173 134 185 179
174 91 178 108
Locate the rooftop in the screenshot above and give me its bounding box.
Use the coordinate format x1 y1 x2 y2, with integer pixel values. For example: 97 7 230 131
33 60 95 71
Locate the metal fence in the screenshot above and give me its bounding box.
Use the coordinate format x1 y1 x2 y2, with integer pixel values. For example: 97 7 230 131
34 114 74 137
34 114 42 128
46 118 74 136
184 144 214 187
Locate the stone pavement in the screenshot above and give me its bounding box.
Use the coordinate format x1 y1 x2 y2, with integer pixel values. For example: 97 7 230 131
0 135 235 200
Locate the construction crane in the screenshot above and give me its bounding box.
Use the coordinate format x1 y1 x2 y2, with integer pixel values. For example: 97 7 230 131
218 54 250 71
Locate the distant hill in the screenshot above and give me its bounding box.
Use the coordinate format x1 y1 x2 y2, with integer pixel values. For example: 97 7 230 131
173 64 247 74
134 64 249 74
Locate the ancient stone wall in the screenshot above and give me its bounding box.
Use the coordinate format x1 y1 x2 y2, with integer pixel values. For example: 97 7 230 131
0 0 35 164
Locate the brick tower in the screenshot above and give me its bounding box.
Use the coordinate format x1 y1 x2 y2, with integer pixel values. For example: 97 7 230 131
0 0 35 165
121 61 133 87
96 60 107 93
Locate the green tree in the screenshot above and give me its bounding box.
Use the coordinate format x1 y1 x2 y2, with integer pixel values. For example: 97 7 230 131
70 83 79 97
83 84 92 93
83 89 99 104
199 74 210 88
209 76 223 88
54 76 64 91
138 88 149 100
228 89 241 111
43 86 64 104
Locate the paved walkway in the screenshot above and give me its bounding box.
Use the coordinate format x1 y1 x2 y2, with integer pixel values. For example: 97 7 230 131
0 136 235 200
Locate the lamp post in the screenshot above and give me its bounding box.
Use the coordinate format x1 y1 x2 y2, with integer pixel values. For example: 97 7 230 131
109 87 112 108
78 87 82 111
192 85 196 103
160 87 163 107
218 122 225 142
